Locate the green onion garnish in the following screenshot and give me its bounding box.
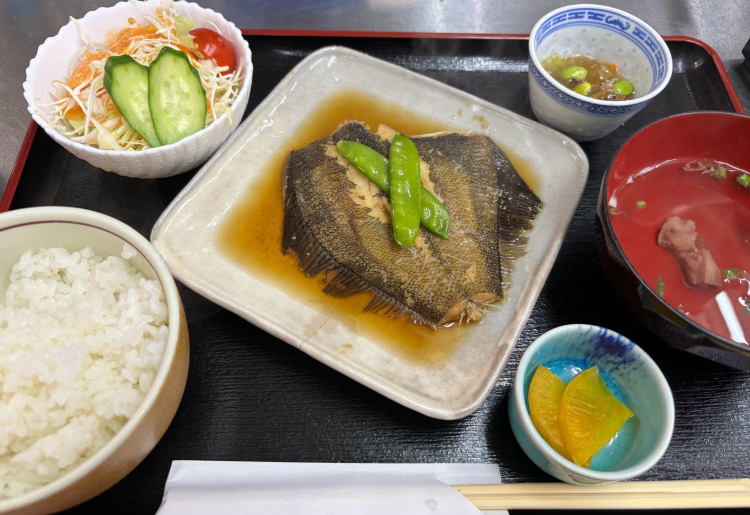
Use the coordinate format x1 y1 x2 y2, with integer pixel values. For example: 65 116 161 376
715 166 727 178
656 276 665 297
723 268 745 281
738 173 750 188
635 200 646 209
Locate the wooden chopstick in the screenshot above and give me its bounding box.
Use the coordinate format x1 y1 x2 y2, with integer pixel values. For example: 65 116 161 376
453 479 750 510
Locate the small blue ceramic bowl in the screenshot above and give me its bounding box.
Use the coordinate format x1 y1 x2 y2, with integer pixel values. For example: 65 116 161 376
529 4 672 141
508 324 674 484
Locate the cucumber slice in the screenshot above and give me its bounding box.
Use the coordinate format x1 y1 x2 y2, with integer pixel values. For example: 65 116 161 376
103 55 162 148
148 47 207 145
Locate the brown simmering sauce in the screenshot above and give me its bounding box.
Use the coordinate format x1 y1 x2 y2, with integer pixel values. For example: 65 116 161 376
219 89 539 366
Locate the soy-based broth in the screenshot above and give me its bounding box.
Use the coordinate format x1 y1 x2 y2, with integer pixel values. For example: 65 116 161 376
543 54 635 101
218 89 539 365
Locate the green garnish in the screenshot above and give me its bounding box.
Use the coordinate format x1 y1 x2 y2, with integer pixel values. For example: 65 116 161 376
722 268 746 282
336 140 450 240
389 133 422 246
695 237 706 248
635 200 646 209
737 173 750 188
656 276 665 297
741 298 750 315
715 166 727 178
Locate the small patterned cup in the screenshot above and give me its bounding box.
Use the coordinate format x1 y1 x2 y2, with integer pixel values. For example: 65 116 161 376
508 324 674 485
528 4 672 141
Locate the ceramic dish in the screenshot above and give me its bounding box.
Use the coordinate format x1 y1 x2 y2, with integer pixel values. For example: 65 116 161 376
509 324 674 485
528 4 672 141
151 45 588 419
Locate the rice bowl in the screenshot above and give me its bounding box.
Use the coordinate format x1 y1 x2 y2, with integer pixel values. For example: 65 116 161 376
0 207 189 514
0 246 168 499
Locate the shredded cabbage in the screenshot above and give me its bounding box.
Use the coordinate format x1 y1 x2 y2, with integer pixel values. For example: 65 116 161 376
45 0 244 150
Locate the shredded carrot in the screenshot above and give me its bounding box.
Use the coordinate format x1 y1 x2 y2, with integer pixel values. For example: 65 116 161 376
68 49 109 89
177 44 200 59
62 103 86 122
108 25 159 54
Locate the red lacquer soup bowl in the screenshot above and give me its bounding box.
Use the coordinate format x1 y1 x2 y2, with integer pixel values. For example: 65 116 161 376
596 111 750 370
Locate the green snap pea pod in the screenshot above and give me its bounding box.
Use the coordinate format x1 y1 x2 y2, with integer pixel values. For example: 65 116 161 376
388 133 421 246
336 140 450 239
418 188 449 239
336 140 390 191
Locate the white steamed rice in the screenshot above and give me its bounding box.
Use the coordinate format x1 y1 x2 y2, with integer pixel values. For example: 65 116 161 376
0 246 168 500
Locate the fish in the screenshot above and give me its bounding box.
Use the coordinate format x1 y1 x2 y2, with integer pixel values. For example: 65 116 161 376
282 122 542 327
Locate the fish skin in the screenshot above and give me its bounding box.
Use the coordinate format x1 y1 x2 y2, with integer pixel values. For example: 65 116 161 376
282 122 542 327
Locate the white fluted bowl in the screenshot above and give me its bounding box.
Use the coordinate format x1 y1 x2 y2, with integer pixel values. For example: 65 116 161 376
23 0 252 178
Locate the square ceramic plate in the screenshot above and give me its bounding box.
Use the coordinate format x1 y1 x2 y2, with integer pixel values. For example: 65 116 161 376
151 46 588 420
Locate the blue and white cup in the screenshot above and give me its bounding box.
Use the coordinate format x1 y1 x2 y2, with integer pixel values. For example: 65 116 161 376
529 4 672 141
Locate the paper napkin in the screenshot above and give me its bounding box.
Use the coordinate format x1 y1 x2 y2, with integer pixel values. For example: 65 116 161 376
157 461 508 515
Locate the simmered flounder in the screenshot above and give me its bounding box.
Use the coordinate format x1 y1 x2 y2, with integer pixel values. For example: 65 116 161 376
282 122 542 327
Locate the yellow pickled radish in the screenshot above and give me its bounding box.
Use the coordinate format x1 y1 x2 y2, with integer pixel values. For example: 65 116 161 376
528 365 570 459
559 366 634 467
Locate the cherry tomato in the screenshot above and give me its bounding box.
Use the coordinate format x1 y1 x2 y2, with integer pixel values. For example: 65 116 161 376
189 28 237 73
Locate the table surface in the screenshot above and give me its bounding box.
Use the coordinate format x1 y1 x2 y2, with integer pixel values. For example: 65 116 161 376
2 2 750 514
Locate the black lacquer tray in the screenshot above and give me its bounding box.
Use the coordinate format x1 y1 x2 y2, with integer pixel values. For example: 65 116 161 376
3 35 749 515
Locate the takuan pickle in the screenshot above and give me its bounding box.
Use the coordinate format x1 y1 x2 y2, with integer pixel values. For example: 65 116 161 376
542 53 635 101
528 365 634 468
336 140 450 239
528 364 570 459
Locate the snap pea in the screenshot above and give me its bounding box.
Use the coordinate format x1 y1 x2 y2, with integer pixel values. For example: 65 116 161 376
418 188 449 238
336 140 390 191
389 133 421 246
336 140 450 239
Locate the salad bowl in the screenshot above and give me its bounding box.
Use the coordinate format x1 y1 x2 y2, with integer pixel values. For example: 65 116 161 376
23 0 252 178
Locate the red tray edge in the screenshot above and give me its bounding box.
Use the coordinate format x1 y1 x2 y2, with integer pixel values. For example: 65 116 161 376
1 120 37 214
1 32 744 214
